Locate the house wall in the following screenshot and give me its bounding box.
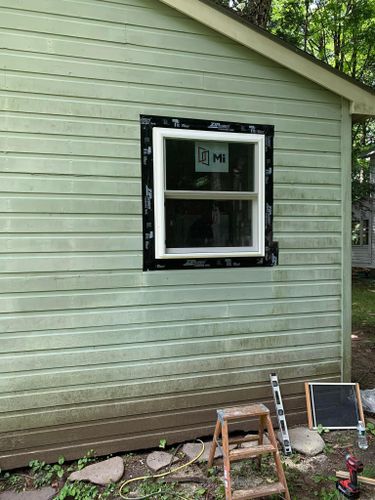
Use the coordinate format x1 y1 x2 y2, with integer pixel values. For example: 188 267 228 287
352 157 375 267
0 0 349 468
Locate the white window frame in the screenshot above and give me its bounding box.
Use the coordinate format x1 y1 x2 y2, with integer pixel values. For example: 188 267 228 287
153 127 265 260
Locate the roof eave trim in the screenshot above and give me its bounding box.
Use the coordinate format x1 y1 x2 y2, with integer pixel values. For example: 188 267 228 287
159 0 375 117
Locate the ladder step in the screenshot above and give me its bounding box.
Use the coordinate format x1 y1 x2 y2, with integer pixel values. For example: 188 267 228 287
219 403 270 420
232 482 286 499
229 444 276 462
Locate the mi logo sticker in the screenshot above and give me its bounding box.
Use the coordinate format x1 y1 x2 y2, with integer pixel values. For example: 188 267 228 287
195 142 229 172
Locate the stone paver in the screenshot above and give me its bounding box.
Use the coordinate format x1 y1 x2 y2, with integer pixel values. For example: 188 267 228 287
278 427 325 456
146 451 179 472
0 487 55 500
182 441 236 462
68 456 124 485
241 434 271 448
183 442 221 462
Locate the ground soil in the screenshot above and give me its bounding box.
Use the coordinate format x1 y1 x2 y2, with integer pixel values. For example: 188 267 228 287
352 324 375 390
118 427 375 499
2 427 374 499
101 427 374 499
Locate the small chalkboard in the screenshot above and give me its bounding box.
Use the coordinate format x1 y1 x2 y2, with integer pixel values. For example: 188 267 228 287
305 383 365 430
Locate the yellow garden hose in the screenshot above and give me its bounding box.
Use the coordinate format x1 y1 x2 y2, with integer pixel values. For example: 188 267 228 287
118 440 205 500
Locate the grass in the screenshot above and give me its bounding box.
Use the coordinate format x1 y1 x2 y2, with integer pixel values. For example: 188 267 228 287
352 276 375 330
362 464 375 479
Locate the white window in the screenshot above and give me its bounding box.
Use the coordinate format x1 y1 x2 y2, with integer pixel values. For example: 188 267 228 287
352 219 369 246
152 128 266 259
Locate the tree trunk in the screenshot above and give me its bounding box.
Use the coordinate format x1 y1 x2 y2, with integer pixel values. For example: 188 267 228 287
245 0 273 29
303 0 309 51
214 0 273 29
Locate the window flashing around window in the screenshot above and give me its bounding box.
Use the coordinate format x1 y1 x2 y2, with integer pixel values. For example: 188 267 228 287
141 115 277 271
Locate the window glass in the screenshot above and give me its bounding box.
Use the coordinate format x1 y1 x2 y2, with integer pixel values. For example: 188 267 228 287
362 219 369 245
352 221 361 245
352 220 370 246
165 139 254 192
165 199 253 249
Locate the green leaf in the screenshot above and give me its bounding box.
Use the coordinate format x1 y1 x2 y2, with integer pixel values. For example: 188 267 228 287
195 487 207 496
159 438 167 449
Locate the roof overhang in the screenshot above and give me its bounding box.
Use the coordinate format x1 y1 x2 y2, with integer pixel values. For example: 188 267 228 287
159 0 375 118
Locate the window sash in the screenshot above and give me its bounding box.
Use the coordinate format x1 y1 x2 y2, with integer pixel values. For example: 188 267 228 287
165 190 258 200
153 127 265 259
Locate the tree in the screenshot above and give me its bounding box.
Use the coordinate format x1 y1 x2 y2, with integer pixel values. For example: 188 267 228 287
270 0 375 86
271 0 375 203
213 0 273 28
216 0 375 203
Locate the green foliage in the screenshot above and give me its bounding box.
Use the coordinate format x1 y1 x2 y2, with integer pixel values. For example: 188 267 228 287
214 483 226 500
138 480 182 500
271 0 375 81
100 483 116 499
363 464 375 478
314 487 341 499
194 487 207 497
2 452 118 499
77 449 96 471
216 0 375 203
123 478 207 500
323 443 334 454
55 481 100 500
313 474 337 484
287 453 301 464
352 130 375 205
29 457 65 488
352 278 375 329
313 474 341 499
207 466 217 477
366 422 375 436
206 467 225 499
0 471 25 493
317 424 330 435
270 0 375 203
231 458 259 479
283 463 302 496
271 0 306 47
159 439 167 449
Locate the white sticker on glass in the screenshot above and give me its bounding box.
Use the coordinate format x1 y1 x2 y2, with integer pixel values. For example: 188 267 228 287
195 141 229 172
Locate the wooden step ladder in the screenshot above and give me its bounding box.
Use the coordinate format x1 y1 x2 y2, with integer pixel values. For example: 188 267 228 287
207 403 291 500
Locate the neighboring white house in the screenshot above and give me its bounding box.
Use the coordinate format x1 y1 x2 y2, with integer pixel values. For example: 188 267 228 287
352 151 375 268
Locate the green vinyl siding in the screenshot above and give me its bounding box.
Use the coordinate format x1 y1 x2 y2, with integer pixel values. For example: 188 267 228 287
0 0 348 468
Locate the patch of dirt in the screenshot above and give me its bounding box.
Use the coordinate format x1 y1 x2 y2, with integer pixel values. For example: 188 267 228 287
118 430 375 499
283 430 375 499
1 430 375 499
352 327 375 389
